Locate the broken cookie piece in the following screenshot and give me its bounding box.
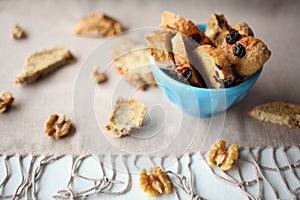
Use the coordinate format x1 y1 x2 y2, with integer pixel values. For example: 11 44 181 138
248 101 300 128
11 24 26 39
91 66 107 84
44 114 72 139
113 37 156 90
193 45 234 88
14 46 75 84
0 91 14 113
145 29 176 71
73 13 123 37
105 97 146 138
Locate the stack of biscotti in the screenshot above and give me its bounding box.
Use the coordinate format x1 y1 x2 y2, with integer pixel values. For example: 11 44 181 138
146 11 271 89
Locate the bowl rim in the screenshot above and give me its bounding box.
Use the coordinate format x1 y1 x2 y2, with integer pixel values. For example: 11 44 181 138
149 23 263 93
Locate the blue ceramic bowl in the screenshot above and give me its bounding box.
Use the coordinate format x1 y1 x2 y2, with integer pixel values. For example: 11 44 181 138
149 24 262 117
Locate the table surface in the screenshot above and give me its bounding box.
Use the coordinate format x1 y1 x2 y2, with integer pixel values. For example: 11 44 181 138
0 0 300 199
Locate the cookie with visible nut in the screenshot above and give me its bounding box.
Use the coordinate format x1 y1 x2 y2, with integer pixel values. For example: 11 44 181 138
160 10 212 45
73 13 123 37
14 46 75 84
193 45 234 88
44 114 72 139
248 101 300 128
0 91 14 113
105 97 146 138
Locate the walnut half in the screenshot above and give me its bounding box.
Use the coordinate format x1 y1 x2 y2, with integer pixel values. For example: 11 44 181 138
207 139 239 171
0 91 14 113
139 166 172 196
44 114 72 139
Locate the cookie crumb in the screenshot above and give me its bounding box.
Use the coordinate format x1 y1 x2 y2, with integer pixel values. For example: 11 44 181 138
91 66 107 84
11 24 26 39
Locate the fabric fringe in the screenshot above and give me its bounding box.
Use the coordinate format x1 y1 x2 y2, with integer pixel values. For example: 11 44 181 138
0 146 299 199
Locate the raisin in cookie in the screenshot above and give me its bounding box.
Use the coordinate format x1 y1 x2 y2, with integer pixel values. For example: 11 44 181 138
221 36 271 77
193 45 234 88
205 13 230 46
171 32 205 87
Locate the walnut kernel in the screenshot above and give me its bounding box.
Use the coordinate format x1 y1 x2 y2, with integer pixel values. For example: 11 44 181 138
139 166 172 196
44 114 72 139
0 91 14 113
207 139 239 171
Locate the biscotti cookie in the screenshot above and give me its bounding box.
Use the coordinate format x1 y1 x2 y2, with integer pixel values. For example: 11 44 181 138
248 101 300 128
112 36 157 90
105 97 146 138
221 36 271 77
205 13 230 46
145 30 176 71
171 32 205 87
193 45 234 88
73 13 123 37
160 10 212 45
14 47 75 84
231 22 254 37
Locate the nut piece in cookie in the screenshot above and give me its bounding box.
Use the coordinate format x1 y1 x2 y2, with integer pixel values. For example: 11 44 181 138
11 24 26 39
248 101 300 128
44 114 72 139
221 36 271 77
91 66 107 84
14 46 75 84
193 45 234 88
73 13 123 37
139 166 172 196
0 91 14 113
205 13 230 46
160 10 212 45
145 29 176 71
171 32 205 87
207 139 239 171
113 37 156 90
105 97 146 138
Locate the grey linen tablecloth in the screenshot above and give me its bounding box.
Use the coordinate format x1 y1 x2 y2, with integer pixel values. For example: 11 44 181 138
0 0 299 156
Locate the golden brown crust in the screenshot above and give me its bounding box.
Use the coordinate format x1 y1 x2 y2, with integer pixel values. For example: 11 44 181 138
14 47 75 84
231 22 254 37
160 10 212 45
221 36 271 77
205 13 230 45
193 45 234 88
248 101 300 128
73 13 123 37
